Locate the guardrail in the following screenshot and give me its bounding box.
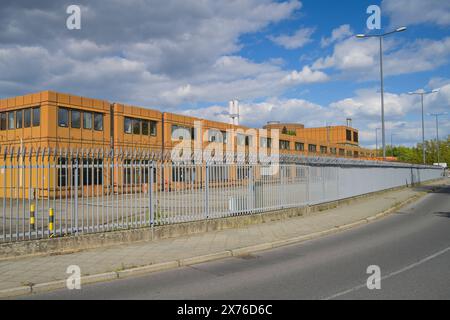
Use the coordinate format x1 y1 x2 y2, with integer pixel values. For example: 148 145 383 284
0 147 444 242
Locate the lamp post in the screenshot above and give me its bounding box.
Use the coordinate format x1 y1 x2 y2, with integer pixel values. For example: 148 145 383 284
408 89 439 164
356 27 407 161
427 112 448 164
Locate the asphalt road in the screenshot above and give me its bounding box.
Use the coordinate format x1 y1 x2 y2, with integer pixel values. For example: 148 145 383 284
25 182 450 300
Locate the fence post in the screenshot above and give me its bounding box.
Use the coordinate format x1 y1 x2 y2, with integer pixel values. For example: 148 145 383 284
322 167 326 202
336 166 340 200
149 161 154 226
74 157 79 234
306 166 310 205
205 163 209 219
248 165 254 213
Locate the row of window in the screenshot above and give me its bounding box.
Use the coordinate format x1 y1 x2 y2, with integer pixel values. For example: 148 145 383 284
124 117 158 136
58 107 103 131
0 107 40 130
278 139 359 156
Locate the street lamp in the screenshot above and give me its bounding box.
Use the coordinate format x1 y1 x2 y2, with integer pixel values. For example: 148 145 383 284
356 27 407 161
427 111 448 164
408 88 440 164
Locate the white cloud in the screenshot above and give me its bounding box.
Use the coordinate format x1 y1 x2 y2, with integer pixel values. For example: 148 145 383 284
382 0 450 27
268 28 315 49
0 0 311 106
282 66 329 84
312 36 450 80
427 77 450 89
329 88 418 120
320 24 353 48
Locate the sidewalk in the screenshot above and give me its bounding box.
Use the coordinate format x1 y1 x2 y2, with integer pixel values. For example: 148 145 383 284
0 179 447 297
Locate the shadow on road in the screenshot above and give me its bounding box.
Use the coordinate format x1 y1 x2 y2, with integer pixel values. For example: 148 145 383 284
412 183 450 194
434 211 450 218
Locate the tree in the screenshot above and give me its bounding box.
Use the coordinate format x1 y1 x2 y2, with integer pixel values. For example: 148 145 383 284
394 135 450 165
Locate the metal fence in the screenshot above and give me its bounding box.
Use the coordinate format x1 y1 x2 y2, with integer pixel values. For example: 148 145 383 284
0 147 444 243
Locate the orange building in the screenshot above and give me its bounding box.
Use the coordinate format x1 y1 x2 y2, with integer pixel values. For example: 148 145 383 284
0 90 375 158
0 90 376 198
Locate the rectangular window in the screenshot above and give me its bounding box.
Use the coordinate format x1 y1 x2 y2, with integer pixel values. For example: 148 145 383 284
172 125 191 140
0 113 6 130
32 107 40 127
347 150 353 157
208 129 217 142
260 137 272 148
94 113 103 131
82 159 93 186
132 119 141 135
57 158 68 187
237 134 246 146
330 148 337 155
353 131 358 143
23 109 31 128
8 112 14 129
308 144 317 153
320 146 327 154
221 131 228 144
279 140 290 150
124 117 132 134
150 121 157 136
142 120 149 135
295 142 304 151
346 129 352 141
93 159 103 185
16 110 23 129
83 112 92 129
245 136 252 147
208 129 225 143
339 149 345 156
71 110 81 128
58 108 69 127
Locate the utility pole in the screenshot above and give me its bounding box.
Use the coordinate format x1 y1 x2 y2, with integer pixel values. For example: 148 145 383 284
357 27 407 160
428 112 448 164
408 89 440 164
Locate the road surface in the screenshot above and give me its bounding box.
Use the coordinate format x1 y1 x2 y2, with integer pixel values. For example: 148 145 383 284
25 183 450 300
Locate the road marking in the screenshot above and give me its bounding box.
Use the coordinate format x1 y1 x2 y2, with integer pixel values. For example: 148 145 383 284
323 245 450 300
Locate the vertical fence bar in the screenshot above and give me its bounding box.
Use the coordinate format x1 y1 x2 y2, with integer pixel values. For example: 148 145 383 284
74 156 79 234
205 163 209 219
3 150 7 241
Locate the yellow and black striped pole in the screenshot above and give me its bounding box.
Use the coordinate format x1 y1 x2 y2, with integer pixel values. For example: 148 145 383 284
30 204 35 231
49 208 54 237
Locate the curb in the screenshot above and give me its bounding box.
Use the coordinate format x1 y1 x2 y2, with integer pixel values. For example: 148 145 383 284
0 189 430 298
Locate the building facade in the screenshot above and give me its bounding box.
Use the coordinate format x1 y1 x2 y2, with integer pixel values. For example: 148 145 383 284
0 90 375 198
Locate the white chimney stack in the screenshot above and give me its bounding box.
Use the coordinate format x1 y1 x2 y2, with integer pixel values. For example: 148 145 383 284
229 99 240 125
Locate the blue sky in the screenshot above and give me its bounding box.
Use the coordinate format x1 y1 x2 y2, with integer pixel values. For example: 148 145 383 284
234 1 450 135
0 0 449 148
